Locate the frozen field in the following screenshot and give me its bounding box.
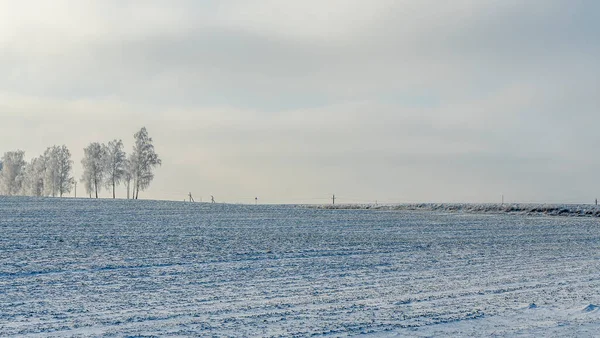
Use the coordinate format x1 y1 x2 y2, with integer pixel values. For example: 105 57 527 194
1 197 600 337
318 202 600 218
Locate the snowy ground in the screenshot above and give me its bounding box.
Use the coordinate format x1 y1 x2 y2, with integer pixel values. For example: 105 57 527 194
317 202 600 218
1 197 600 337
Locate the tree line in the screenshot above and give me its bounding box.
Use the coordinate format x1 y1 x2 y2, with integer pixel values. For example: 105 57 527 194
0 127 161 199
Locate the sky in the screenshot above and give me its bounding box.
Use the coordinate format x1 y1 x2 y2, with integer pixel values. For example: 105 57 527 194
1 0 599 204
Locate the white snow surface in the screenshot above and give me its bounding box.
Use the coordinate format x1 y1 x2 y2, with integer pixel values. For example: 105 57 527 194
317 203 600 217
1 197 600 337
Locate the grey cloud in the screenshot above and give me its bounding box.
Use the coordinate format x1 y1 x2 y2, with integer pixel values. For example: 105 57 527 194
0 1 599 203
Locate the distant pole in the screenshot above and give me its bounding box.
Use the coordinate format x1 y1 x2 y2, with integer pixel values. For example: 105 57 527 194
501 194 504 205
332 194 336 205
595 198 597 206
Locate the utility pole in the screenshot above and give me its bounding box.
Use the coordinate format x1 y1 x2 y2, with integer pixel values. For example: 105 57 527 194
332 194 336 205
501 194 504 205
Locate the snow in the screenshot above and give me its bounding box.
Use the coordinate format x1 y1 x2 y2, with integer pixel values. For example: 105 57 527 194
317 203 600 217
1 196 600 337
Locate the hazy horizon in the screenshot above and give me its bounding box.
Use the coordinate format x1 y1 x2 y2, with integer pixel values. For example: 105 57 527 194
1 1 599 204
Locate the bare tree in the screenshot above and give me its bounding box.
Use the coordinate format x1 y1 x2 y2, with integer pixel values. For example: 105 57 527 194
81 142 106 198
130 127 161 199
103 139 126 198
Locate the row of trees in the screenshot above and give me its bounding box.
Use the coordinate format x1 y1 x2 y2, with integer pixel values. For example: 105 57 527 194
0 127 161 199
0 145 74 197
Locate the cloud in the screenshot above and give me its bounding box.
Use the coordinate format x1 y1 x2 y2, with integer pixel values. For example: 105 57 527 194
0 1 598 203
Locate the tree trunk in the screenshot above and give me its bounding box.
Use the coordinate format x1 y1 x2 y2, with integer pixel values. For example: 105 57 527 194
112 177 116 199
94 178 98 199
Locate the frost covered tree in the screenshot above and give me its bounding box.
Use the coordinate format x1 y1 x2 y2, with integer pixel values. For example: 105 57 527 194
124 157 133 199
20 156 46 196
54 145 75 197
81 169 94 198
20 160 36 196
103 139 126 198
0 150 26 196
41 145 74 197
130 127 161 199
42 147 58 196
81 142 106 198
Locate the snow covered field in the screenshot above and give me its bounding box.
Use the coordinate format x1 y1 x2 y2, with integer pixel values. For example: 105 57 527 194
318 202 600 218
1 197 600 337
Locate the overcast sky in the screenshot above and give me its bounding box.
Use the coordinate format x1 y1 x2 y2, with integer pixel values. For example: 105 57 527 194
1 0 599 204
